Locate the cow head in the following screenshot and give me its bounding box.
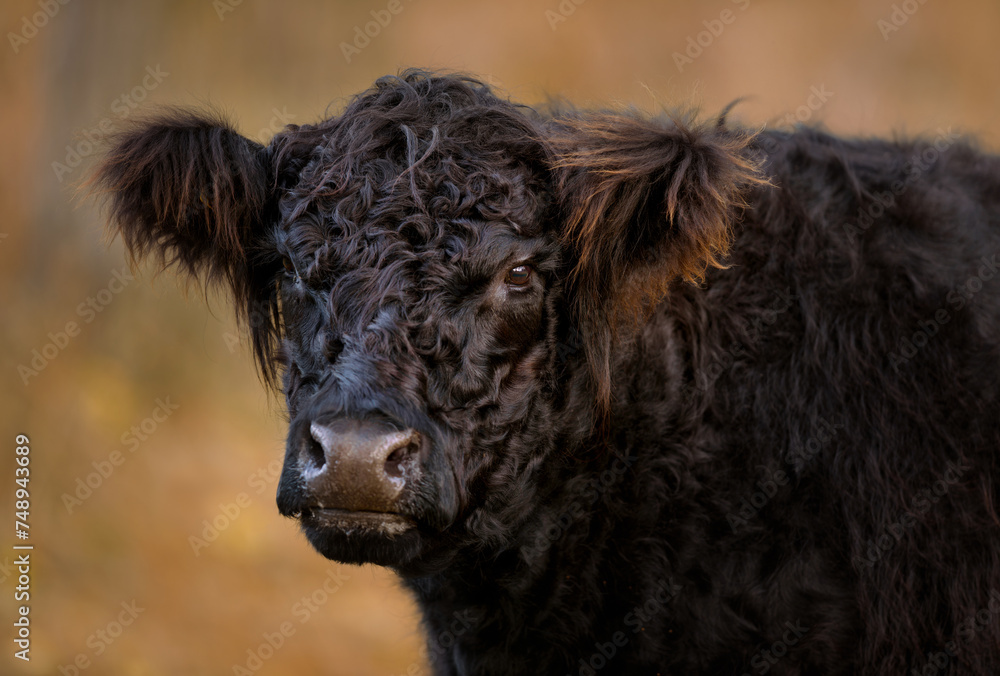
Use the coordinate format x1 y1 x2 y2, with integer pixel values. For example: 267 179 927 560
93 71 758 572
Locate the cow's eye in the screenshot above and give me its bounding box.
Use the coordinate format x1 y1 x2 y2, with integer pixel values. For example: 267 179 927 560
505 264 532 286
281 255 295 274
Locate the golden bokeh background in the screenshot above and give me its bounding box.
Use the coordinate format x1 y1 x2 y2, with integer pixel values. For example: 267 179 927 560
1 1 998 674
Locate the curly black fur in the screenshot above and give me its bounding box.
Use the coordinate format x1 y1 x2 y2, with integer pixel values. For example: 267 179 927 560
92 70 1000 675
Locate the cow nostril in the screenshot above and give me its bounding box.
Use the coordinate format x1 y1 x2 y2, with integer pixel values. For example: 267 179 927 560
384 441 418 479
306 424 329 471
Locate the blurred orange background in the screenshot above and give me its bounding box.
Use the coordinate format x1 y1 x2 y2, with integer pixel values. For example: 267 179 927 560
1 1 998 674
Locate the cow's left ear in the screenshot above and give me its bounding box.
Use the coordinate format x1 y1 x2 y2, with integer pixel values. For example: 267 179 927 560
88 109 285 381
90 110 273 292
548 111 763 406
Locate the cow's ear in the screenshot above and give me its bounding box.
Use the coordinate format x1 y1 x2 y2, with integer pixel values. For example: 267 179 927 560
90 109 273 297
548 111 763 407
90 109 284 382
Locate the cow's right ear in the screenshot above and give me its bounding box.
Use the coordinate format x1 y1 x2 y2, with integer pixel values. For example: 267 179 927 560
547 110 762 409
90 110 273 296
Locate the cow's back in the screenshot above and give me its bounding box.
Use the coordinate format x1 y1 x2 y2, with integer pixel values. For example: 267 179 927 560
617 126 1000 673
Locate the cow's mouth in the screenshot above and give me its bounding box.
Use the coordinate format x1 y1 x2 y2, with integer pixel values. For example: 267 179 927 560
304 507 416 536
298 507 424 567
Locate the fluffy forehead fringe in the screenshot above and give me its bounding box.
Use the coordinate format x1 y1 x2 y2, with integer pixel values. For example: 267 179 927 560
270 70 557 234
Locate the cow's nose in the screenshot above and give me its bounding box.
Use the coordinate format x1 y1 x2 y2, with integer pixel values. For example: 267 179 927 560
302 419 421 513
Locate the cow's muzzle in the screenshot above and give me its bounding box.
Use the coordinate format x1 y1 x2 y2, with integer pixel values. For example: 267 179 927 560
304 418 421 511
280 417 422 536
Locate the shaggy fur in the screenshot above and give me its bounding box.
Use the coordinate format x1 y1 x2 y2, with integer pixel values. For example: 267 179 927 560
92 70 1000 675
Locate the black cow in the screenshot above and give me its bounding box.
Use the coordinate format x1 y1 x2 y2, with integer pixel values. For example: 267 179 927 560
93 70 1000 675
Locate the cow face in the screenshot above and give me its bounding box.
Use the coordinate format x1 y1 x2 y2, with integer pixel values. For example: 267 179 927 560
268 78 562 569
92 70 759 571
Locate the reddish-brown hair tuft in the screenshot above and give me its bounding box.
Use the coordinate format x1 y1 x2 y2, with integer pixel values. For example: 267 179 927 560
548 110 765 408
